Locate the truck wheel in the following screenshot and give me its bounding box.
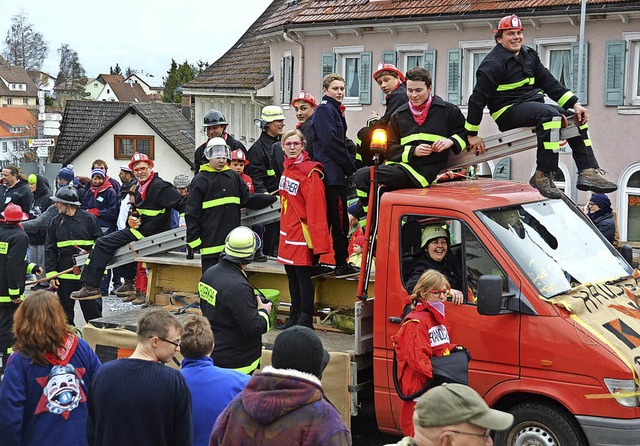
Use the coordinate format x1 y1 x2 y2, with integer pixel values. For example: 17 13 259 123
494 402 587 446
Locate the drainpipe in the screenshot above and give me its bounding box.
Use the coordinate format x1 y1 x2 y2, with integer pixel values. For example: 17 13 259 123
283 31 305 91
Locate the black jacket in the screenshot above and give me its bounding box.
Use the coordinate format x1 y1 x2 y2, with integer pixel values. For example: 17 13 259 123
246 132 284 193
404 251 463 295
0 179 33 215
466 44 578 135
28 175 53 245
199 254 270 372
387 95 467 187
374 82 407 131
185 166 276 258
0 223 38 303
45 209 102 280
133 173 186 237
194 133 247 171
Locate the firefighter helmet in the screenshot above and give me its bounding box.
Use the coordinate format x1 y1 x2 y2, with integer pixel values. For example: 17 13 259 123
203 109 228 127
204 137 231 160
224 226 257 260
261 105 285 123
51 185 81 206
128 152 154 171
230 148 249 165
420 225 449 248
1 203 29 222
290 91 318 108
496 14 523 31
372 63 406 82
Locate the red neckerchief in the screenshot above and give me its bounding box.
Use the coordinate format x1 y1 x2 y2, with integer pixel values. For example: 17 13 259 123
295 122 303 129
90 178 113 198
43 333 79 366
386 81 404 100
339 104 346 116
137 171 155 200
283 151 309 169
408 95 433 126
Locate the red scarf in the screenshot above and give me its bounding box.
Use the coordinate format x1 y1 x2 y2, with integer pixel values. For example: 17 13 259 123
44 333 79 366
408 95 433 126
295 122 303 129
339 104 346 116
137 171 155 200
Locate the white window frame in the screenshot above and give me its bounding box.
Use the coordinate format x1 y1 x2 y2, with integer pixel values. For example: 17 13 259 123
624 32 640 106
460 40 494 105
529 160 572 195
281 51 293 109
394 44 429 73
619 162 640 241
334 45 364 106
535 36 577 92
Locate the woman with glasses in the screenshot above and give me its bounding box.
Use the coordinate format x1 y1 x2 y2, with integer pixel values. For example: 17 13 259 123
0 290 101 446
275 129 331 330
392 269 462 437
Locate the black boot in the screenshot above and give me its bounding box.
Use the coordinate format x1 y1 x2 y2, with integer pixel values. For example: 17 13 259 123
276 310 299 330
297 312 315 330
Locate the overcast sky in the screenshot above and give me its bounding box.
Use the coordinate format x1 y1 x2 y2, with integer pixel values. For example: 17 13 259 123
1 0 272 84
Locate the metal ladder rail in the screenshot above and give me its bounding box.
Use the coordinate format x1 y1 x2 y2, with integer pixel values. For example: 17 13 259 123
75 201 282 268
445 124 579 172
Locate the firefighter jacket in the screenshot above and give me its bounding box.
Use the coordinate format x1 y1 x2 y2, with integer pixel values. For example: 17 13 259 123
386 95 467 187
81 180 118 232
310 96 356 187
392 302 455 397
277 152 331 266
0 223 38 303
198 254 270 373
0 179 33 214
132 173 186 239
374 82 407 131
466 44 579 136
194 133 247 171
247 132 284 193
45 209 102 281
28 175 53 246
186 165 276 258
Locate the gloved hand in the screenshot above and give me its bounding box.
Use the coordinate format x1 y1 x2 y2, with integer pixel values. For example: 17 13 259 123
128 216 141 229
87 208 100 217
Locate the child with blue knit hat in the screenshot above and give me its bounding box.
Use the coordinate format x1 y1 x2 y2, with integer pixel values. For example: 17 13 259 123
587 193 615 244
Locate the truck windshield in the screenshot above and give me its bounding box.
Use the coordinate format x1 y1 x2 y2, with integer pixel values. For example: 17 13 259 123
479 200 633 298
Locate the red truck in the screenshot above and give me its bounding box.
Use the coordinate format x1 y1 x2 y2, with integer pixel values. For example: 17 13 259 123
368 179 639 444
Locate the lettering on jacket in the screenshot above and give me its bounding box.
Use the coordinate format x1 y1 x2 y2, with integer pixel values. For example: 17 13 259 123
279 176 300 196
429 324 450 347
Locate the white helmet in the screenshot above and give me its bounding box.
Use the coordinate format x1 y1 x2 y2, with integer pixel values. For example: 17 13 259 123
204 137 231 160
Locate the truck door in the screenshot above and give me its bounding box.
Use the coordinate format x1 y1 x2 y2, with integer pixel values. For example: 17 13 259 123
379 209 521 432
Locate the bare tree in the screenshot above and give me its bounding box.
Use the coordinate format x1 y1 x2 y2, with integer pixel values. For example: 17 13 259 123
2 10 48 70
56 43 88 99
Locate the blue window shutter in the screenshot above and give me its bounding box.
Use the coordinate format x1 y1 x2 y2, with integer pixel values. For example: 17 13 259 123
380 51 397 104
571 41 589 105
423 50 437 94
321 52 335 91
446 49 461 105
280 57 285 104
359 51 373 105
604 40 626 106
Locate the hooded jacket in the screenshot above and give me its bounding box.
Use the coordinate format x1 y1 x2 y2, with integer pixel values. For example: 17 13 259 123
28 175 53 245
81 180 118 232
210 366 351 446
1 179 33 214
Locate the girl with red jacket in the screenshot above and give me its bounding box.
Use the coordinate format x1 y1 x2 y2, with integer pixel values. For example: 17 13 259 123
392 269 461 436
276 130 331 330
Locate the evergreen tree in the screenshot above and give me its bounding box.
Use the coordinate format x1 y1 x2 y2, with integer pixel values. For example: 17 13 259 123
162 59 196 103
2 10 48 70
110 63 122 76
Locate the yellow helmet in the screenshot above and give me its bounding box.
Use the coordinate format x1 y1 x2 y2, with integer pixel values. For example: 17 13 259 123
261 105 285 123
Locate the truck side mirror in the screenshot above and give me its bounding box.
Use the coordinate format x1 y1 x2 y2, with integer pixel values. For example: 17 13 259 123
619 244 635 267
477 275 504 316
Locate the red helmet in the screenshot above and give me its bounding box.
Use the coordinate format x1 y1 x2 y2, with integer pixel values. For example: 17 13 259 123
497 14 524 31
291 91 317 108
230 149 249 165
1 203 29 222
372 63 405 82
128 152 155 171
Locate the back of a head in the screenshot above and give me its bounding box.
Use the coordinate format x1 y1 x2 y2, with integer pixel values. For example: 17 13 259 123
271 326 330 379
180 315 214 359
137 308 181 341
413 384 513 431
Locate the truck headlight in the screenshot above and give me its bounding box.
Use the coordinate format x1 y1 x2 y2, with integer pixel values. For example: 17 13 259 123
604 378 640 407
